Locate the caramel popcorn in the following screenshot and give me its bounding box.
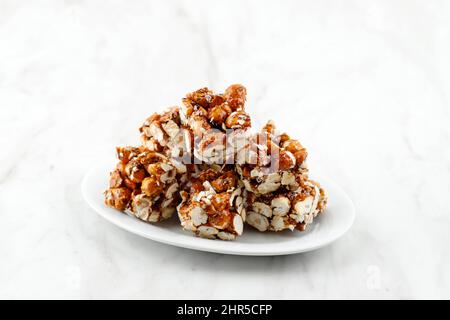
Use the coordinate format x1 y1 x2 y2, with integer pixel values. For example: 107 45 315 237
104 84 328 241
177 165 246 240
224 84 247 111
180 84 252 164
140 107 186 154
104 147 180 223
104 187 132 211
231 119 329 233
236 121 309 195
246 179 327 232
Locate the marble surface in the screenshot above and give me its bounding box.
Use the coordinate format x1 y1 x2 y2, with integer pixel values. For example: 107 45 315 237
1 0 449 299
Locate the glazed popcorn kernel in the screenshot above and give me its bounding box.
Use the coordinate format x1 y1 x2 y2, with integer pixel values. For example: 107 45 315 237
186 87 225 109
224 84 247 111
224 110 252 130
208 104 230 126
104 187 132 211
116 146 141 164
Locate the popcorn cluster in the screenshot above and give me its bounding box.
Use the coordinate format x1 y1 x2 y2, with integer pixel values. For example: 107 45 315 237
104 84 327 240
177 165 246 240
105 146 181 222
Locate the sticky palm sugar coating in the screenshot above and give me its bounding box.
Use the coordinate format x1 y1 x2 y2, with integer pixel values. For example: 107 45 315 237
233 120 327 232
177 165 247 240
139 107 194 169
236 120 309 195
104 146 181 222
245 178 327 232
104 83 328 240
179 84 252 164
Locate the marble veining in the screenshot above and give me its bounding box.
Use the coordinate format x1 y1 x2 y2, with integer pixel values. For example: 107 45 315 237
0 0 449 299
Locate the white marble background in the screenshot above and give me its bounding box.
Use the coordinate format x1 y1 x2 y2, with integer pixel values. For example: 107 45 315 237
0 0 449 299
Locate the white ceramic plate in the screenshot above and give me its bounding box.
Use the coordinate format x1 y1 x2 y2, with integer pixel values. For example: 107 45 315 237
82 163 355 256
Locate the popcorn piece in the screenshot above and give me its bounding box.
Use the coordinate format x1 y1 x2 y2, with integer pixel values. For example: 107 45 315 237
104 147 180 223
224 84 247 111
140 107 181 148
208 104 230 125
246 179 327 232
140 107 197 176
225 111 252 130
140 107 187 154
104 187 132 211
177 165 247 240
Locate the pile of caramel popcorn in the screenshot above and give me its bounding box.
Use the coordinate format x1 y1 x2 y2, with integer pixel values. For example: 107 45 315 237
104 84 327 240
